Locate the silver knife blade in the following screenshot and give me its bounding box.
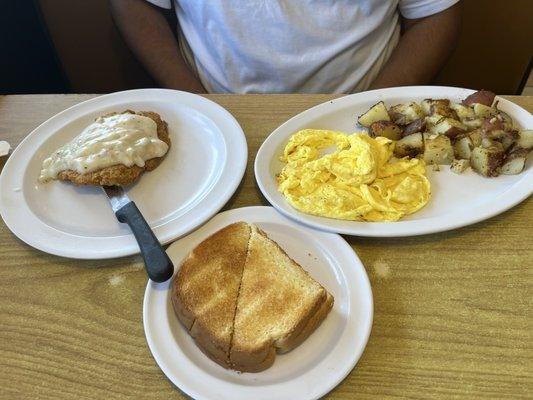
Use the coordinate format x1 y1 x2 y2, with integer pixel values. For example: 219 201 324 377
102 185 131 213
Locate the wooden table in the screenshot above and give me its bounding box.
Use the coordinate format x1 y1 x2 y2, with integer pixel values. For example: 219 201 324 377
0 94 531 399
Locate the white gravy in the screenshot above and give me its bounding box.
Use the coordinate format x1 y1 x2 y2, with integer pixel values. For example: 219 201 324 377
39 114 169 182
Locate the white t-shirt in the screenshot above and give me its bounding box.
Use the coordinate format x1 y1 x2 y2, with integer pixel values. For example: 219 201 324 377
146 0 459 93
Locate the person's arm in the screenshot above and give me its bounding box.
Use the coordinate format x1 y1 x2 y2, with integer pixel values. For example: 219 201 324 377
369 2 462 89
109 0 205 92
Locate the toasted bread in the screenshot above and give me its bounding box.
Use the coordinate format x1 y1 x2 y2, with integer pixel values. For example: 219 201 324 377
171 222 250 367
229 225 331 372
171 222 334 372
56 110 170 186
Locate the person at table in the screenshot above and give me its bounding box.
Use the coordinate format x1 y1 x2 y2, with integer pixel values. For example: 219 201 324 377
110 0 461 94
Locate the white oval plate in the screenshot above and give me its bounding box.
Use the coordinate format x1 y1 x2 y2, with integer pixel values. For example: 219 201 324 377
255 86 533 237
143 206 373 400
0 89 247 258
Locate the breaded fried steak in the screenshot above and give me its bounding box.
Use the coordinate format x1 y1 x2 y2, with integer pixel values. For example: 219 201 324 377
40 110 170 186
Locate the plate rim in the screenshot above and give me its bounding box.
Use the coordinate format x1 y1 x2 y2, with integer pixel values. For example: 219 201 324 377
143 206 374 400
0 89 248 259
254 86 533 237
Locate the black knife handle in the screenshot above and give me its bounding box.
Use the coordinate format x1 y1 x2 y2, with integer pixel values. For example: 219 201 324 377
115 202 174 282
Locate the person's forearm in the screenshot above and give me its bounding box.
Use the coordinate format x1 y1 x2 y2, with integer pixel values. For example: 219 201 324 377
369 3 462 89
110 0 205 92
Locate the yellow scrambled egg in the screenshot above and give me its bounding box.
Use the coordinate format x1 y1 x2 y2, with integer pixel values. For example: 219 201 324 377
277 129 431 222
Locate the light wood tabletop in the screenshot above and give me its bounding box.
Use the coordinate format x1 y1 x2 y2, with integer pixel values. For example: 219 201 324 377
0 94 531 399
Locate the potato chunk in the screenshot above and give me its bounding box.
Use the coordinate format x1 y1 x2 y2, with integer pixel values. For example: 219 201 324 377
358 102 390 127
462 117 483 129
462 90 496 106
454 136 474 160
369 121 402 140
470 146 504 177
421 99 457 119
450 159 470 174
394 133 424 158
430 118 467 139
516 129 533 150
500 149 529 175
473 103 498 119
425 114 445 128
402 118 426 137
388 102 425 125
450 102 475 120
423 134 454 165
469 129 482 147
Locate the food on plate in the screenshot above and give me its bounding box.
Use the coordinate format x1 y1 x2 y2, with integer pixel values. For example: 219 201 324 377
277 129 430 222
423 134 454 165
172 222 333 372
357 90 531 177
500 148 529 175
394 132 424 158
462 89 496 106
450 159 470 174
517 130 533 150
39 110 170 186
470 145 504 177
369 121 402 140
357 101 390 126
387 102 425 125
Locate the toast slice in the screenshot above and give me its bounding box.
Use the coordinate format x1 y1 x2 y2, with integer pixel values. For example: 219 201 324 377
171 222 250 367
229 225 333 372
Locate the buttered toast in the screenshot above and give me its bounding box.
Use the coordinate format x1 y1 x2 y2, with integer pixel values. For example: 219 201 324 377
171 222 334 372
171 222 250 367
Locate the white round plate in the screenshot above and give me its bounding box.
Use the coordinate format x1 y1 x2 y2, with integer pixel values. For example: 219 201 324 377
0 89 247 258
255 86 533 237
143 206 373 400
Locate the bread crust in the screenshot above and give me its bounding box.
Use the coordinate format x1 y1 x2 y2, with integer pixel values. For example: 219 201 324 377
56 110 170 186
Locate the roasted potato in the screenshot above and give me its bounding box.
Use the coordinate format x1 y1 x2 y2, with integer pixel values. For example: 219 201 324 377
462 90 496 106
500 131 519 151
450 159 470 174
394 132 424 158
480 134 507 150
425 114 446 128
454 136 474 160
500 149 529 175
421 99 457 119
496 110 515 131
473 103 498 119
369 121 402 140
450 102 475 120
402 118 426 137
358 102 390 127
469 129 483 147
423 134 454 165
516 129 533 150
388 102 425 125
481 117 505 136
462 117 484 130
430 118 467 139
470 146 504 177
420 99 433 115
432 104 458 120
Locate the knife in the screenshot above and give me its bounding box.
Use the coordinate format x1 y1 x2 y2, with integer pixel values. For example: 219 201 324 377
103 185 173 282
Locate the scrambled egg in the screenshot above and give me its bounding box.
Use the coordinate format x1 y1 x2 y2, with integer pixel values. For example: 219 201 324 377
277 129 430 222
